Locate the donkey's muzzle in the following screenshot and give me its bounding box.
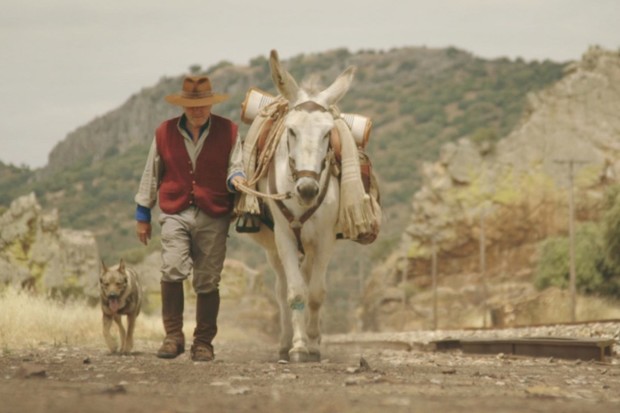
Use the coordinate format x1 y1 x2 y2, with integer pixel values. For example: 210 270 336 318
296 176 320 204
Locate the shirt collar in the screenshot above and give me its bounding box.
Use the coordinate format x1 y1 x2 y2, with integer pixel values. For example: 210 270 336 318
179 114 210 139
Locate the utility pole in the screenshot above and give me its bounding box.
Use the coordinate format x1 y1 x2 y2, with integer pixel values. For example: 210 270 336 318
479 206 489 327
432 236 438 330
554 159 589 322
401 245 408 310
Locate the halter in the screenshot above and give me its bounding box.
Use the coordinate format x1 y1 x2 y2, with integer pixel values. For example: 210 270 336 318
270 150 335 257
269 100 337 256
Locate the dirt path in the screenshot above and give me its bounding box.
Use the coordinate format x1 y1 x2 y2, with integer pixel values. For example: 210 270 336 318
1 331 619 413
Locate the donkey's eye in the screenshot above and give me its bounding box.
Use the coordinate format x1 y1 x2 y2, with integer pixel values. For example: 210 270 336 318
288 129 297 138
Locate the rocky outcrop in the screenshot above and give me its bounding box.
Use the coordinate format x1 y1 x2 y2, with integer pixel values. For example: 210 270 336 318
0 193 100 298
42 66 257 176
361 47 620 330
43 79 179 176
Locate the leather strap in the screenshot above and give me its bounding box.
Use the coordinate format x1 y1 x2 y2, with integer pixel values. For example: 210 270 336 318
269 153 334 256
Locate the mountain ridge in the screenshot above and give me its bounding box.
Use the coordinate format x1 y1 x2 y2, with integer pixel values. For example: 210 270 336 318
0 45 570 331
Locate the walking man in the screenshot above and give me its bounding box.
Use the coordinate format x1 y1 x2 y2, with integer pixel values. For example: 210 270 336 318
135 75 246 361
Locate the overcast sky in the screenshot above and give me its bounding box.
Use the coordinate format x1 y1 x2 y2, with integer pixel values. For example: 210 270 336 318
1 0 618 168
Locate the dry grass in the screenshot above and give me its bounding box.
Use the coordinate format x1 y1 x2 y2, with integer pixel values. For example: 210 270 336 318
0 287 162 352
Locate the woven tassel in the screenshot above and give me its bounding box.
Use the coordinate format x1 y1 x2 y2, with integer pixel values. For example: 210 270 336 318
335 119 380 240
234 115 264 215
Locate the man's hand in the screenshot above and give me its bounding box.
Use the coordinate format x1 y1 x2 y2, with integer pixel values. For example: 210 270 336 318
136 221 151 246
232 175 247 190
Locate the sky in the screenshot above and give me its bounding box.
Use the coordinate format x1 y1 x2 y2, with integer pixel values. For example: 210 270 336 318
1 0 618 169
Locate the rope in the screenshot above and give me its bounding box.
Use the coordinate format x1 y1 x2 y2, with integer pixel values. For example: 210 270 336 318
235 182 292 201
248 108 288 187
235 98 289 215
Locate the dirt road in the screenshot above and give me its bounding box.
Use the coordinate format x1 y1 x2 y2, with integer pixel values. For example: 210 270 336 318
1 327 619 413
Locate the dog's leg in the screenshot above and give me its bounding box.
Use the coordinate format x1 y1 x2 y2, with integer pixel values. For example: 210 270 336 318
113 314 126 353
102 314 118 353
122 314 137 354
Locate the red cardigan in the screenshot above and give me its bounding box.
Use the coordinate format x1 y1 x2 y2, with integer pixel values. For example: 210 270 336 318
156 114 238 217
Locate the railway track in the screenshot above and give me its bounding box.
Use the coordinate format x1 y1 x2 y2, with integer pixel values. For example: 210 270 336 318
324 319 620 362
433 336 615 362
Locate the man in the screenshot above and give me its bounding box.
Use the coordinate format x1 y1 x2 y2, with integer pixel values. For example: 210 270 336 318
135 75 246 361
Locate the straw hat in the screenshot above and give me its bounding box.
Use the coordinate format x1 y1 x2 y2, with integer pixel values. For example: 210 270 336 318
165 75 229 107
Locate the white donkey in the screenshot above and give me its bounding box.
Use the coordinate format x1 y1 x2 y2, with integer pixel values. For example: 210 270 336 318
248 51 356 362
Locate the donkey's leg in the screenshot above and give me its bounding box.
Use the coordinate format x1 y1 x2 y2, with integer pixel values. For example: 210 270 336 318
248 230 293 360
301 247 330 362
274 228 310 362
266 249 293 360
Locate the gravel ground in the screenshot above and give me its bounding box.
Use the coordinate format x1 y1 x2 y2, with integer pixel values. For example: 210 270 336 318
1 321 619 413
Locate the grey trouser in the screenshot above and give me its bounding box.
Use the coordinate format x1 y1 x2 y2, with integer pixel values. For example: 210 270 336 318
158 206 229 294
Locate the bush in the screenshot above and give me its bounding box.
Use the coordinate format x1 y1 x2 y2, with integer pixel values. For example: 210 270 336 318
535 223 620 297
603 188 620 268
470 127 499 151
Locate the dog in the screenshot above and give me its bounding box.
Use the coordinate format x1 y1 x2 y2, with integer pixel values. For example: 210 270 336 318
99 259 143 354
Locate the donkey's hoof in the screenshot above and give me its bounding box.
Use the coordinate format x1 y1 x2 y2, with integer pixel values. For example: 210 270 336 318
278 348 290 362
289 350 310 363
307 350 321 362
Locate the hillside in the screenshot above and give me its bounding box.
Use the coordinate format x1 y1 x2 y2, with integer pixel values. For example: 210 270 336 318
360 46 620 331
1 46 564 257
0 46 566 331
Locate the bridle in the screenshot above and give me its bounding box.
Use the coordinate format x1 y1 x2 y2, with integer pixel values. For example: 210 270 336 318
270 149 335 257
269 101 337 256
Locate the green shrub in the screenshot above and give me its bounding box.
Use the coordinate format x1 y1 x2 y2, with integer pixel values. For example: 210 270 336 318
535 223 620 297
470 127 499 148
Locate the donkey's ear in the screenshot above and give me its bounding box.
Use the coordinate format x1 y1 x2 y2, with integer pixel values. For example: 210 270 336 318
317 66 356 108
269 49 299 102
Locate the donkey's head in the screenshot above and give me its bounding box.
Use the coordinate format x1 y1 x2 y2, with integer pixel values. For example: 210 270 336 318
270 50 355 205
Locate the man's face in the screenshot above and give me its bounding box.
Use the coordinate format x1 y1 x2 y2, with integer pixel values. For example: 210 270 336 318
184 105 212 129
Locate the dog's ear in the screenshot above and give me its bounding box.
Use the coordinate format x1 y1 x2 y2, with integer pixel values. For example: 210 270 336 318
100 260 107 283
118 258 125 274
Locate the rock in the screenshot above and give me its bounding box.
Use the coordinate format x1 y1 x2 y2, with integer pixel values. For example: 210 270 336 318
363 47 620 331
444 139 483 184
0 193 100 299
16 363 47 379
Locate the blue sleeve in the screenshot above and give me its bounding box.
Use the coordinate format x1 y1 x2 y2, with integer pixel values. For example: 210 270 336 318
227 171 246 193
135 204 152 222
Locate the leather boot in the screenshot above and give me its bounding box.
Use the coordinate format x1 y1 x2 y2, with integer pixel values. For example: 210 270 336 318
157 281 185 359
191 289 220 362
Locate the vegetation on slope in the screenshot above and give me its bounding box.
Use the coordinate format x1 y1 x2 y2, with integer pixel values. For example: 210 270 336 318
0 47 568 329
0 47 565 261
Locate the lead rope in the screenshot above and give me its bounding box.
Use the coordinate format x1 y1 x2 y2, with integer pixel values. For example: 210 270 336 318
235 182 292 201
234 101 291 202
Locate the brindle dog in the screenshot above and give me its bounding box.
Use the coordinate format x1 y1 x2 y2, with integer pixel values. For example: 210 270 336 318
99 259 142 354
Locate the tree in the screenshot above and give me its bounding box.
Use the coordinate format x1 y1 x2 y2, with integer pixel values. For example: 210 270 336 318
189 64 202 74
602 188 620 273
